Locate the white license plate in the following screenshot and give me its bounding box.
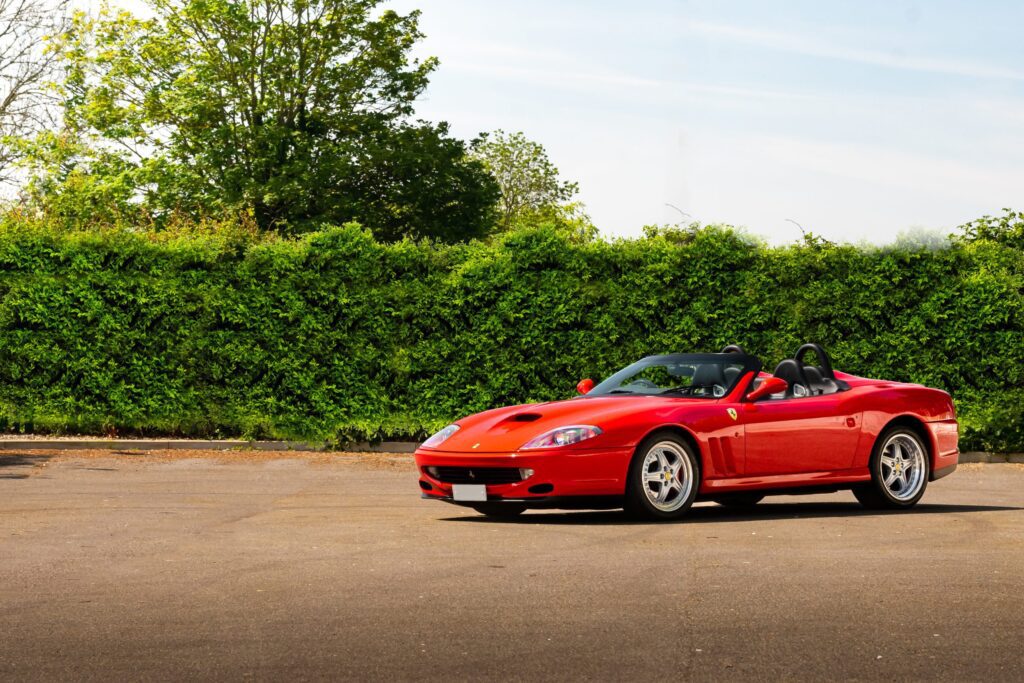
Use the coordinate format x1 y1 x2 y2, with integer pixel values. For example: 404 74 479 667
452 484 487 502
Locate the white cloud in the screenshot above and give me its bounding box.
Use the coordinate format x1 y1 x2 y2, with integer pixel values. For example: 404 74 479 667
662 130 1024 244
444 60 666 91
748 134 1022 200
687 21 1024 82
442 57 824 104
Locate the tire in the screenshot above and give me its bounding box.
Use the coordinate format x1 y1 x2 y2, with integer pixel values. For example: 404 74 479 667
713 493 765 508
471 503 527 518
853 427 930 509
624 432 701 521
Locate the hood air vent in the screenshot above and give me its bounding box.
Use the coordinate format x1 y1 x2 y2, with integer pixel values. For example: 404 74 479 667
509 413 542 423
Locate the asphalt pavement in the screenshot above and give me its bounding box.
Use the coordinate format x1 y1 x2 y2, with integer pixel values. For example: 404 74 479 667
1 450 1022 681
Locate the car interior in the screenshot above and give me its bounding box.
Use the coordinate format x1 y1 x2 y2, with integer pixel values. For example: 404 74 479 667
723 343 851 399
719 345 746 387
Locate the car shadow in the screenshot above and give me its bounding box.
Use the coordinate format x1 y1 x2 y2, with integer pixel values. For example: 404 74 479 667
440 501 1024 526
0 453 51 479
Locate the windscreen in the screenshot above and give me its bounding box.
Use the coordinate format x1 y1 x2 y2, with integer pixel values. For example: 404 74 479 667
588 356 746 399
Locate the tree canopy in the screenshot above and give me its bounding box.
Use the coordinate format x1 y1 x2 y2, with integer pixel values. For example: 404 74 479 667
471 130 579 231
0 0 68 187
956 210 1024 251
27 0 498 241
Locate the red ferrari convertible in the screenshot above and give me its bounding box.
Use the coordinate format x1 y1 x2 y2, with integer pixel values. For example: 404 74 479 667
415 344 959 520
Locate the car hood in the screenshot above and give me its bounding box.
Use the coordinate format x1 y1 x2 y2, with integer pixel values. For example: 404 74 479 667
422 395 710 453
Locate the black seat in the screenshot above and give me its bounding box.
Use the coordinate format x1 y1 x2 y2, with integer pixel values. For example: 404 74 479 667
793 343 849 393
693 363 727 397
720 345 744 390
803 365 838 395
772 359 809 398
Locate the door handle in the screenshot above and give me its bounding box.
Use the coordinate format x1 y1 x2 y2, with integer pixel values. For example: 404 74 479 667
846 417 857 428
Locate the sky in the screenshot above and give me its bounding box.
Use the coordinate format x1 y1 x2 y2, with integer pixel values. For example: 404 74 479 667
388 0 1024 243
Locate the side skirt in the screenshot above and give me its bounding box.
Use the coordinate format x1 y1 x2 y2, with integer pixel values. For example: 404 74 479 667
700 468 871 496
697 484 853 500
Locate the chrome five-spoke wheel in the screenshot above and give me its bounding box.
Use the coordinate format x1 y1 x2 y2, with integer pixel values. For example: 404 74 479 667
641 441 693 512
854 427 930 509
626 434 700 520
879 433 926 501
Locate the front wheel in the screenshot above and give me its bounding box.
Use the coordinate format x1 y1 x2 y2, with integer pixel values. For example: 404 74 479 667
624 433 700 521
853 427 929 509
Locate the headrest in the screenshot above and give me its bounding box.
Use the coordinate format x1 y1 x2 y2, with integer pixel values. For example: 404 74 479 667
772 359 805 390
693 363 726 387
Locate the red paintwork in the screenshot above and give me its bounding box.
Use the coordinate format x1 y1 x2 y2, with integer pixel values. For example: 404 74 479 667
415 367 959 508
745 376 787 402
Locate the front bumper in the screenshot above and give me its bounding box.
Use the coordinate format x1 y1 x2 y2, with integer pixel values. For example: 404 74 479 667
415 446 633 502
421 492 624 510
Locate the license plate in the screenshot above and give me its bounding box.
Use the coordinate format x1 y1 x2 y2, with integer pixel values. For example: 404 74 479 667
452 484 487 502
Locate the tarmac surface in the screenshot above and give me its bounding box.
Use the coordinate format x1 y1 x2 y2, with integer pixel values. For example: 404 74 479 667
1 450 1023 681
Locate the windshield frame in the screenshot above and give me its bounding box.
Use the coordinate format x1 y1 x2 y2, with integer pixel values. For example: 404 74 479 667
586 353 761 399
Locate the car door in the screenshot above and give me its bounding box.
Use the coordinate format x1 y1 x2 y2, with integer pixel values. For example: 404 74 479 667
741 394 862 476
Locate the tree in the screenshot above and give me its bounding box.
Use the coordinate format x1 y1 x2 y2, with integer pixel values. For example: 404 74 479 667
0 0 68 188
471 130 579 231
890 226 950 251
328 121 498 243
28 0 498 241
956 209 1024 250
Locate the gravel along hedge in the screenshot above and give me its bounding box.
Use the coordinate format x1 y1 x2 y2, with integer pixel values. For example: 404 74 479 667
0 221 1020 451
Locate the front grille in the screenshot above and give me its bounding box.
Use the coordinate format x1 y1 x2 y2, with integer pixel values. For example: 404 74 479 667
427 466 523 485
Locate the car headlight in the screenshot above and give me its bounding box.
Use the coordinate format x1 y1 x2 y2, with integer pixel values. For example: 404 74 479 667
521 425 602 450
422 424 460 448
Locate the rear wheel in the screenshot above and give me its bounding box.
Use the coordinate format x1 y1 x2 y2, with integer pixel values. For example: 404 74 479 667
713 493 765 508
624 433 700 521
853 427 929 509
471 503 526 518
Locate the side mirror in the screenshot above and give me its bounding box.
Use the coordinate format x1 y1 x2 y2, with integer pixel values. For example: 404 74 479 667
745 376 788 402
576 378 595 395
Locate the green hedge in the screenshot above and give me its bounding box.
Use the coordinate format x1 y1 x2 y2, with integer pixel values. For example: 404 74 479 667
0 221 1021 451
